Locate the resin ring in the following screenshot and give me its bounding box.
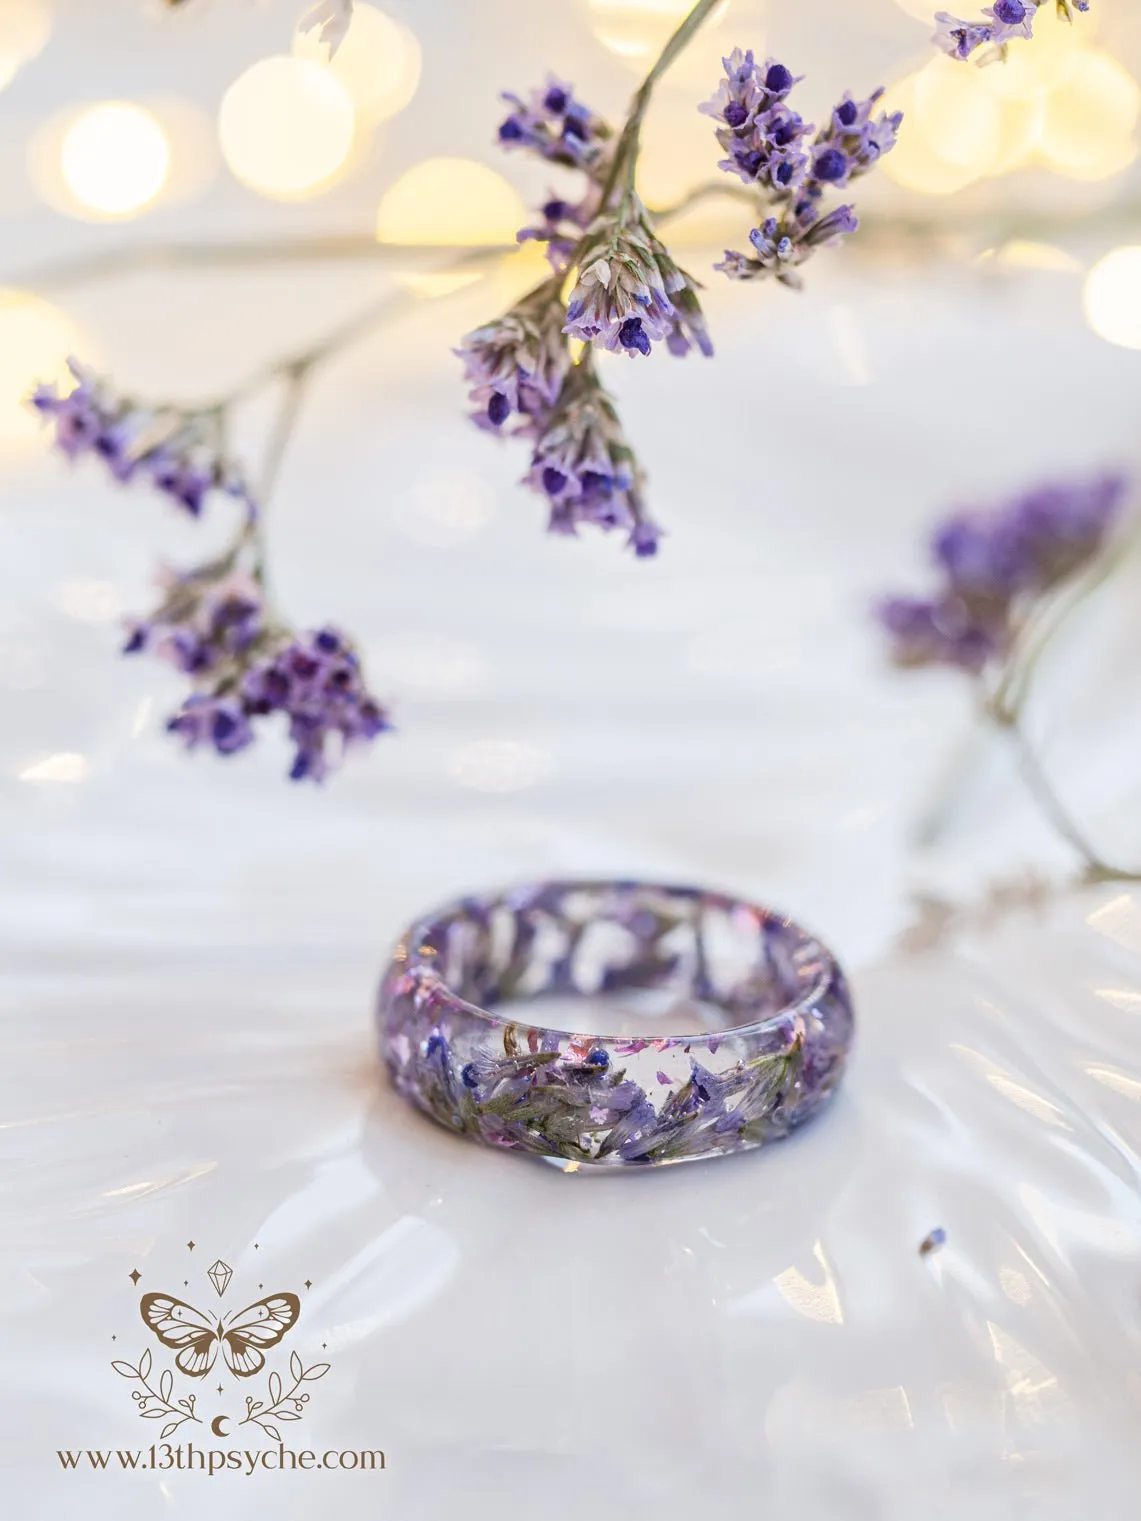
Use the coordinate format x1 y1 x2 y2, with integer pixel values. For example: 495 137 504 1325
378 880 854 1169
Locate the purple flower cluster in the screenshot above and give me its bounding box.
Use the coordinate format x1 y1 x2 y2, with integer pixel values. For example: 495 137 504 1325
455 283 570 432
498 75 611 173
563 208 712 359
705 53 900 287
716 203 860 288
31 359 249 518
238 627 391 781
525 359 661 555
933 0 1087 62
517 186 601 275
878 473 1127 674
700 50 811 193
126 561 390 780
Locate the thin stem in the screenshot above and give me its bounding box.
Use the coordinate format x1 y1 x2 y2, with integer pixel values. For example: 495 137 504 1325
257 366 310 509
649 179 757 225
222 244 503 407
997 710 1136 880
991 537 1136 722
9 238 513 296
599 0 724 206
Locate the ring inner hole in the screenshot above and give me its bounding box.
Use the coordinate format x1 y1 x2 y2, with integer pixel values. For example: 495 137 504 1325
431 885 825 1039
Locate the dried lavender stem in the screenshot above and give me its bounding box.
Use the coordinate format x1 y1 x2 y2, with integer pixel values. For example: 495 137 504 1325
599 0 724 206
998 711 1137 881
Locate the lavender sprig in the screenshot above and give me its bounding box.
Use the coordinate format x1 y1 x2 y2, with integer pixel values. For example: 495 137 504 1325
32 359 249 518
33 360 391 782
877 472 1136 879
706 53 901 288
527 352 661 555
134 563 391 782
933 0 1089 64
498 75 612 173
564 201 711 358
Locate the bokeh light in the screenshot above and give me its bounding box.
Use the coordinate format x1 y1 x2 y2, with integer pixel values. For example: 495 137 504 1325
912 57 1002 172
376 158 525 245
586 0 702 62
1036 49 1139 179
218 56 355 199
0 289 81 446
449 739 550 793
19 752 88 784
0 0 51 92
394 467 499 548
880 75 982 195
293 2 420 124
1083 246 1141 350
59 102 170 217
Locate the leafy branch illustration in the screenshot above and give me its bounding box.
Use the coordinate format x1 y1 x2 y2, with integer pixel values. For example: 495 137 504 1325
239 1351 330 1441
111 1348 201 1439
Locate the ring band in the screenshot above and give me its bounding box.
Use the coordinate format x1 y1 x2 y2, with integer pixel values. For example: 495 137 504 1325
377 880 854 1168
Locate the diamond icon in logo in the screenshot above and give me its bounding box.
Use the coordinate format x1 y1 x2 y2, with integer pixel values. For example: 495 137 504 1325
207 1259 232 1297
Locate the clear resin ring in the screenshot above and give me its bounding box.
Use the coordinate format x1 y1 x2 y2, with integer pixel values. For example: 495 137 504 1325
377 880 854 1169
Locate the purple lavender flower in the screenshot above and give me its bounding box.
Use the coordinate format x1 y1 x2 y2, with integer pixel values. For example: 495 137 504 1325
517 186 601 274
242 627 391 782
31 358 250 519
806 88 903 190
130 558 390 780
497 75 611 172
456 284 570 431
166 694 255 756
524 357 661 556
700 51 812 193
124 566 266 675
705 55 897 288
563 204 712 359
878 472 1127 674
933 12 998 58
716 204 859 289
933 0 1047 61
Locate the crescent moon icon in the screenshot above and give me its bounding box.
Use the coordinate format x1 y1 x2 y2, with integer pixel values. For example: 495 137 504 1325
211 1415 229 1438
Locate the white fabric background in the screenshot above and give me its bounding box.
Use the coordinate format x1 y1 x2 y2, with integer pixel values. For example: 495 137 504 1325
3 2 1141 1516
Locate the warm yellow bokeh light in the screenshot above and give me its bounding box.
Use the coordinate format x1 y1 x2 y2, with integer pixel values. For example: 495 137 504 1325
0 0 51 92
1083 246 1141 350
983 1 1090 102
983 90 1046 177
880 74 981 195
585 0 728 68
0 289 81 446
59 102 170 217
293 2 420 123
376 157 526 246
913 57 1002 172
1037 48 1139 179
986 240 1081 273
218 56 355 199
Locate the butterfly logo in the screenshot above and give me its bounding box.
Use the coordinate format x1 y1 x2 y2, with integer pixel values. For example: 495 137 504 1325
139 1292 301 1379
